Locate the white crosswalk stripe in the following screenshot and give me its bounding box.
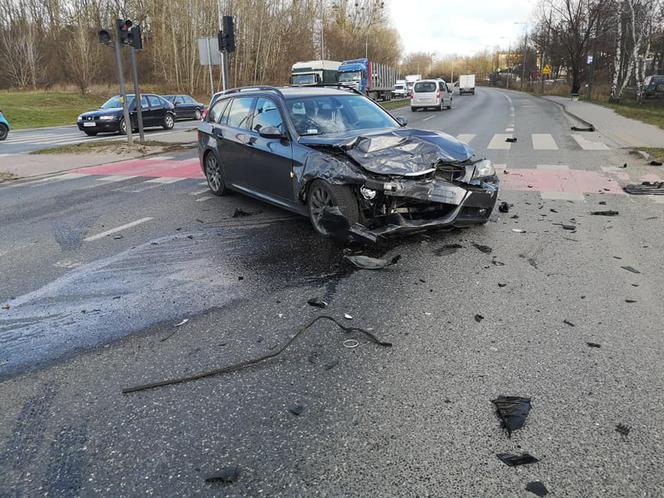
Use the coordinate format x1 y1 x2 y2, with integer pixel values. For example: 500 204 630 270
571 133 609 150
455 133 476 145
531 133 559 150
144 177 184 184
487 133 512 150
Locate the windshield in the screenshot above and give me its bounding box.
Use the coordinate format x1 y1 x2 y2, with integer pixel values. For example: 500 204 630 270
286 95 398 136
291 74 319 85
338 71 362 83
101 96 134 109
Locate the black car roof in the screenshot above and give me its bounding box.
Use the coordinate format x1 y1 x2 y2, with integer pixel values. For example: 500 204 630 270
211 86 358 103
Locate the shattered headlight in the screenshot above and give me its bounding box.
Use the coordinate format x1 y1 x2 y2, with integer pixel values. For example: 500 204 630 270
360 186 376 200
472 159 495 179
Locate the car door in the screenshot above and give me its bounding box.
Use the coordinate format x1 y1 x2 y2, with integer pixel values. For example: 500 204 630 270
244 97 294 204
183 96 199 118
147 95 166 126
173 96 185 119
217 97 256 190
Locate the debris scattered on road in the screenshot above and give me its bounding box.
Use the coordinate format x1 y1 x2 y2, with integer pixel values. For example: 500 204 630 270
590 210 619 216
645 216 659 220
123 315 392 394
195 218 205 223
472 242 492 254
232 208 258 218
287 403 305 416
563 319 575 327
1 303 10 310
650 160 663 166
433 243 463 256
510 214 519 219
160 318 190 342
586 342 601 348
616 423 631 438
497 452 539 466
498 201 510 213
598 201 606 205
492 257 505 266
571 125 595 132
175 319 189 327
307 298 328 309
343 313 353 320
560 223 576 231
324 359 339 370
624 181 664 195
621 266 641 274
498 283 507 287
491 396 532 436
345 254 401 270
343 339 359 348
621 163 627 168
625 299 637 303
113 234 123 240
238 276 244 281
526 481 550 497
512 228 526 233
474 314 484 323
505 137 517 143
550 208 558 213
205 466 241 484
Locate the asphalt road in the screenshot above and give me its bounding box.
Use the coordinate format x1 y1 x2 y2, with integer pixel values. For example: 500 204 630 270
0 120 195 155
1 87 663 497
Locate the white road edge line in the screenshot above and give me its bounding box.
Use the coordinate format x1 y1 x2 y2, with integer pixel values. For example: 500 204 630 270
422 115 436 122
84 217 153 242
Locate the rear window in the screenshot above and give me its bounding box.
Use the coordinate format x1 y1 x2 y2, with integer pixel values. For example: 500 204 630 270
414 82 436 93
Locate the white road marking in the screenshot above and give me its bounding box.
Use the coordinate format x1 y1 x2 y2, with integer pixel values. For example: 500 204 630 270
190 188 210 196
537 164 569 171
145 156 175 161
422 115 436 122
571 133 609 151
532 134 559 150
195 196 214 202
18 172 89 187
540 191 585 202
455 134 476 145
487 134 512 150
144 177 184 184
199 181 208 186
95 175 136 183
84 217 153 242
505 127 514 132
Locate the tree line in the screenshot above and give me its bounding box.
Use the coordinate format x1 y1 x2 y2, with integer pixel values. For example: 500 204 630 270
0 0 401 95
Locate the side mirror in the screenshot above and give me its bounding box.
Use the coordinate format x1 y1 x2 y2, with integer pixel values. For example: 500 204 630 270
258 126 285 139
396 116 408 127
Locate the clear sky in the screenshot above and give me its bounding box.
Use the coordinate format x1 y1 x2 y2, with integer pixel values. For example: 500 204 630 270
388 0 537 57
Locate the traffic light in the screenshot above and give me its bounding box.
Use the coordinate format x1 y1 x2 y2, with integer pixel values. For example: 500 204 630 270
222 15 235 53
217 29 226 52
116 19 132 44
128 25 143 50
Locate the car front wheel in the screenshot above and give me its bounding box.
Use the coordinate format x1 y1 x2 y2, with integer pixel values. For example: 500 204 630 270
118 118 127 135
194 109 202 120
204 151 227 196
163 113 175 130
307 179 360 237
0 124 8 141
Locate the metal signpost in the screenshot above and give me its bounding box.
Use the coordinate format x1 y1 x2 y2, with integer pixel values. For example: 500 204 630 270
587 55 594 101
113 20 133 145
129 46 145 142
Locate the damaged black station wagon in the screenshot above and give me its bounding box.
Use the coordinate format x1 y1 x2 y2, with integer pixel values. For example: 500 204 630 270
198 86 499 241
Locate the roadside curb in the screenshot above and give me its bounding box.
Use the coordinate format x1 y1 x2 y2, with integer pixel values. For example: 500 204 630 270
540 96 596 130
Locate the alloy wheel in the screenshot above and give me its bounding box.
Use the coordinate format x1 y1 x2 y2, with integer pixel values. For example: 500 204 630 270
205 153 223 193
309 184 335 233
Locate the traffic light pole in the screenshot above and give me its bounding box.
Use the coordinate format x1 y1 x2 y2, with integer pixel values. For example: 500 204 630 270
129 47 145 142
114 23 133 145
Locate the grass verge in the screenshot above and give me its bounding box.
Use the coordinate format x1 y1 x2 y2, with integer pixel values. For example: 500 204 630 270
0 91 107 130
31 140 194 155
380 98 409 111
638 147 664 162
601 101 664 131
0 171 18 183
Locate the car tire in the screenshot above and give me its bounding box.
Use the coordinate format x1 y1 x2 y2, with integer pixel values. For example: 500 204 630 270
84 131 97 136
0 123 8 141
163 113 175 130
204 151 228 196
438 101 444 111
118 118 127 135
411 106 417 112
307 179 360 237
194 109 202 120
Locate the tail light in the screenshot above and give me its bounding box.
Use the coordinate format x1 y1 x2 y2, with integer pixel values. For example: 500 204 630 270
436 89 440 99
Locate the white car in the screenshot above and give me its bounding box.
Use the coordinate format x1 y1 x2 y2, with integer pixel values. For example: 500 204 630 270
411 79 453 111
393 80 408 98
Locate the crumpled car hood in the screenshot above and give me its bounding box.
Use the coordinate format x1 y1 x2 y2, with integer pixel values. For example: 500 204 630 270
299 128 475 176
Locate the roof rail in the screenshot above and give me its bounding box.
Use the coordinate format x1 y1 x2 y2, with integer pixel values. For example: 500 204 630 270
308 83 364 96
221 85 285 98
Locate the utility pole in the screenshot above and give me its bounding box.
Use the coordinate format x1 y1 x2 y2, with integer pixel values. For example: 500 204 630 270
114 19 133 145
521 30 528 91
507 41 511 89
129 46 144 142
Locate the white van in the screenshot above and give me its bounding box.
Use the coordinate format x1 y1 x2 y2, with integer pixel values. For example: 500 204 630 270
411 79 453 111
393 80 408 98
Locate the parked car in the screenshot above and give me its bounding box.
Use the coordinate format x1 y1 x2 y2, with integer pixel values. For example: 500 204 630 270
0 109 9 141
197 86 497 240
76 94 175 136
644 75 664 98
163 95 205 120
411 79 453 111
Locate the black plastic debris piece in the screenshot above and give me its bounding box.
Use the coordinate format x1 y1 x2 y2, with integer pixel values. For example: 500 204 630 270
491 257 505 266
497 452 539 466
590 210 619 216
472 242 492 254
505 137 517 143
498 283 507 287
433 243 463 256
491 396 532 436
563 319 575 327
550 208 558 213
598 201 606 205
650 160 663 166
345 254 400 270
307 297 328 309
498 201 510 213
510 214 519 219
561 224 576 230
287 403 305 416
621 265 640 274
206 465 241 484
571 125 595 132
232 208 257 218
624 181 664 195
526 481 549 497
616 423 631 438
113 234 123 240
645 216 659 220
586 342 601 348
474 314 484 323
625 299 637 303
324 359 339 371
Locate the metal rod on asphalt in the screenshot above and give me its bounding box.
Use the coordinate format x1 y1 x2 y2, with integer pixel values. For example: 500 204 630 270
129 46 145 142
114 20 133 145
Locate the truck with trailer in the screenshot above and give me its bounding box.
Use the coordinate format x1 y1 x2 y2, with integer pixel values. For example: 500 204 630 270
290 60 341 86
458 74 476 95
337 58 397 101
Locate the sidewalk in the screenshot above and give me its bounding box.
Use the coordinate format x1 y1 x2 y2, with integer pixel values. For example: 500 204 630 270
544 96 664 149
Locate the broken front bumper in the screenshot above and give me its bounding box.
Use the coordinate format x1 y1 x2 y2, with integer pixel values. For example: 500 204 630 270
351 175 499 241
